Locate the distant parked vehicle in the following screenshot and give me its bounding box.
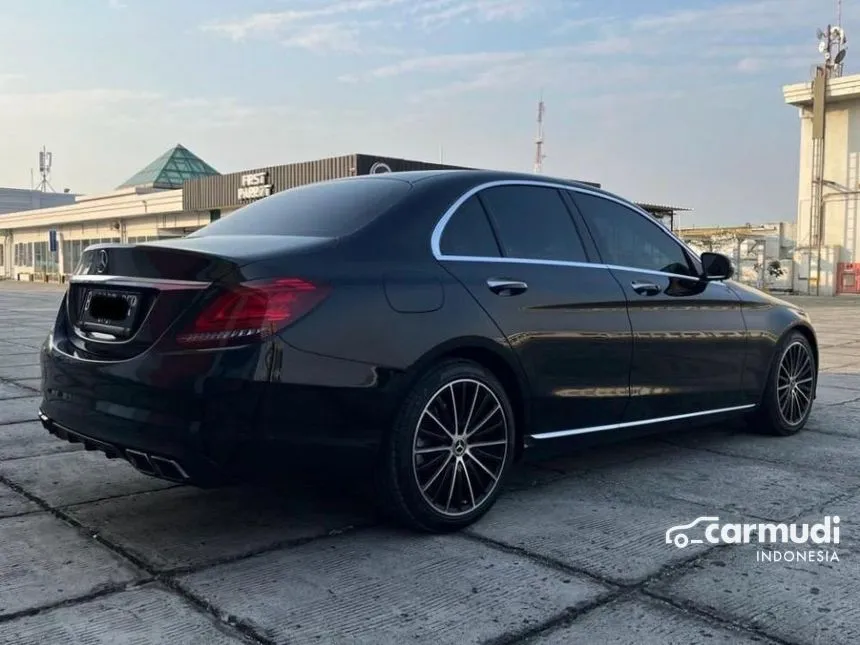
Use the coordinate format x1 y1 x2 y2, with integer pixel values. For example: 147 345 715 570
38 170 819 532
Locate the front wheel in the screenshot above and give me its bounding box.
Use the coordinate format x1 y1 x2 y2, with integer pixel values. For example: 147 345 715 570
378 359 516 533
752 330 817 436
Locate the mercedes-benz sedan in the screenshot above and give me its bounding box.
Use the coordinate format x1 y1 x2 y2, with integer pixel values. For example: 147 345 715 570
39 170 818 532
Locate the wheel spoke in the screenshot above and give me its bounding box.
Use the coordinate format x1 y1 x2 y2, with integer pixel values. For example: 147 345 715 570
462 459 476 509
416 445 452 455
462 384 480 436
465 404 501 438
466 450 498 481
448 384 460 435
424 409 455 439
468 439 507 449
421 454 453 493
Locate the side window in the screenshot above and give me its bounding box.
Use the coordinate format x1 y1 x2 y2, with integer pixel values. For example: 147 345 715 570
573 193 694 275
479 185 588 262
439 195 501 257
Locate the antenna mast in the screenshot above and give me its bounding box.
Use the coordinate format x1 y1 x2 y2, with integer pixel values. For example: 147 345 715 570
36 146 55 192
533 94 546 174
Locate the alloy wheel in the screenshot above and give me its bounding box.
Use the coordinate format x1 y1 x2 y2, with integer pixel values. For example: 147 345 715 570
412 378 509 517
776 340 815 426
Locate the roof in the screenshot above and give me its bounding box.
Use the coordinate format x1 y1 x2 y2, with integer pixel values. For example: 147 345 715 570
636 202 691 215
116 144 219 190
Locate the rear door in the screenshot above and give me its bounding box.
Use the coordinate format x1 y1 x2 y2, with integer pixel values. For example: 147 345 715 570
436 182 632 437
569 191 749 422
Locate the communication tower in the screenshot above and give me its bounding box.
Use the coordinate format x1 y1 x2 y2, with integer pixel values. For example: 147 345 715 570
36 146 55 192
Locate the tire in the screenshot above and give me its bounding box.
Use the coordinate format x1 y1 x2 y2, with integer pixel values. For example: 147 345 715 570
751 330 817 436
378 359 516 533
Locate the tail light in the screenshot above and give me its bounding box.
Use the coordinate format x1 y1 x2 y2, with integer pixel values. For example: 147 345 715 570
176 278 329 348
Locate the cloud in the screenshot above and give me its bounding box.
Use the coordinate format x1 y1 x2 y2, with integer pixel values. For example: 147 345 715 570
107 0 127 8
410 0 555 28
630 0 829 34
200 0 404 41
340 50 526 82
0 73 24 88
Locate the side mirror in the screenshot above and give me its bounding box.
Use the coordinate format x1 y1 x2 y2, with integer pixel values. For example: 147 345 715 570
700 252 734 281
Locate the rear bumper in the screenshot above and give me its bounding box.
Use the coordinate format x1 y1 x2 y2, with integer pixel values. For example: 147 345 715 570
39 411 199 483
38 332 409 480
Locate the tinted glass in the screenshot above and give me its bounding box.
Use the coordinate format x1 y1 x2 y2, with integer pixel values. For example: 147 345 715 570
191 177 412 238
479 186 587 262
573 193 694 275
440 195 501 257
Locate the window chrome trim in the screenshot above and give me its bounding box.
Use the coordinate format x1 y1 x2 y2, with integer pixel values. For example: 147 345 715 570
430 179 704 280
529 404 756 441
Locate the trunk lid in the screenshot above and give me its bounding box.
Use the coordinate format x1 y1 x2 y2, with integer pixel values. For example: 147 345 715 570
62 235 334 360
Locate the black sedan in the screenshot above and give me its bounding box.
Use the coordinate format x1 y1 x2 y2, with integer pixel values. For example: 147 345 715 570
38 170 818 532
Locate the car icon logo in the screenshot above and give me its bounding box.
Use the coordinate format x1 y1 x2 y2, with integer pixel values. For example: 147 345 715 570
665 516 720 548
95 250 109 274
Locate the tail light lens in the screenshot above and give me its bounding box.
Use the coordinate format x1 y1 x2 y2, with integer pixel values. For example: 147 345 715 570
176 278 329 347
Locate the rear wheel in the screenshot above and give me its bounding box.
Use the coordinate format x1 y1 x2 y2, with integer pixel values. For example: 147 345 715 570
379 359 516 532
752 331 816 436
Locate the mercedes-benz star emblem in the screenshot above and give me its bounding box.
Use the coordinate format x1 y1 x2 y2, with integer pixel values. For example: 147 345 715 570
95 250 109 274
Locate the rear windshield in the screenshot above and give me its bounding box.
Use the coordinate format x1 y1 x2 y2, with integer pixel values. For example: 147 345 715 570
191 177 412 238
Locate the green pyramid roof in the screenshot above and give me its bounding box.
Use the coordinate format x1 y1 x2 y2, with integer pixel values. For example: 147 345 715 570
117 144 219 190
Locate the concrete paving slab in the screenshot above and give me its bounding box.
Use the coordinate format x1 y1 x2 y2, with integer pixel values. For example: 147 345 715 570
818 373 860 391
0 354 40 368
647 544 859 645
588 445 860 522
528 594 775 645
0 481 39 519
529 436 671 474
0 513 142 617
0 345 40 356
813 385 860 406
469 474 743 585
0 584 244 645
0 396 39 425
0 451 177 507
179 529 611 645
0 382 33 400
12 378 40 391
664 426 860 477
67 484 374 571
807 404 860 438
0 364 41 380
0 421 81 460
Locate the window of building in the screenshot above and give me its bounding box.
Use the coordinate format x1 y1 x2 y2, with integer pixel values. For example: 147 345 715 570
478 185 588 263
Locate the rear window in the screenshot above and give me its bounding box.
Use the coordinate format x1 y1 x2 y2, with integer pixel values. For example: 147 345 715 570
191 177 413 238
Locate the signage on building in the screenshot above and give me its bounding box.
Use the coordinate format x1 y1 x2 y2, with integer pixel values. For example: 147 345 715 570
237 171 273 200
369 162 392 174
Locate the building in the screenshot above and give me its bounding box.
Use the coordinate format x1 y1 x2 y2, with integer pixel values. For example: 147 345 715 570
784 72 860 295
0 187 76 216
0 144 686 282
678 222 797 292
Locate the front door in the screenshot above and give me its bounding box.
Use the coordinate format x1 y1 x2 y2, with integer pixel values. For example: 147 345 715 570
570 191 748 422
435 183 633 436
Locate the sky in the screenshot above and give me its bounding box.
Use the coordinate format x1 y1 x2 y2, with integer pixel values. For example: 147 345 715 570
0 0 855 226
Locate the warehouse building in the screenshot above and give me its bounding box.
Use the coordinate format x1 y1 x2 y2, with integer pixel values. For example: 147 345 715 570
784 70 860 295
0 144 686 282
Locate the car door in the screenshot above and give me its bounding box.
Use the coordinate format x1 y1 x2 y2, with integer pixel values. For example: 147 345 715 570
435 182 633 437
569 190 748 422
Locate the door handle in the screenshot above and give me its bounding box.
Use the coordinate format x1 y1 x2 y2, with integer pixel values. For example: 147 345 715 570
630 280 661 296
487 278 528 296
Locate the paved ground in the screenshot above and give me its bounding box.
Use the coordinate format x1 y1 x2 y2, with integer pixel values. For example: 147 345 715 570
1 282 859 645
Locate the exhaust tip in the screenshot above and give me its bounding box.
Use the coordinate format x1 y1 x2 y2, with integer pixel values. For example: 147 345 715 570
125 449 156 475
149 455 190 481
